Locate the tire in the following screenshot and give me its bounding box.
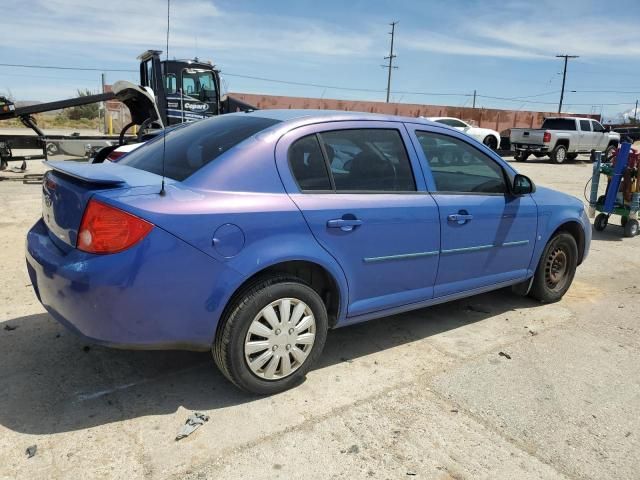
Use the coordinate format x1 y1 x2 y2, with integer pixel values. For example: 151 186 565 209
529 232 578 303
550 144 568 164
624 218 639 237
594 213 608 231
567 153 578 161
605 144 617 161
483 135 498 151
515 151 530 162
212 275 328 395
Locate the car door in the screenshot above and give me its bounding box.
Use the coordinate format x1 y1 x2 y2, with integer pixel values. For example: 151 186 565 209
275 121 440 318
408 125 538 297
579 119 593 151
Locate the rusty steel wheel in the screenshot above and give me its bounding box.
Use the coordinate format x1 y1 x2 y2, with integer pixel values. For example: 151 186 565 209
545 246 569 292
529 232 578 303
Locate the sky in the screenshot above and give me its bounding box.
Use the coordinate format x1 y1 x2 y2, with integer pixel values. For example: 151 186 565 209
1 0 639 120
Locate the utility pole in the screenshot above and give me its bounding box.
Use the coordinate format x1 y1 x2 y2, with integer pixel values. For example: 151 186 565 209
556 54 579 113
100 72 106 134
634 99 638 123
472 89 477 108
382 21 398 103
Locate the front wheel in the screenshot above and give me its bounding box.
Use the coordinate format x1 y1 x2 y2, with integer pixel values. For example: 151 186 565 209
529 233 578 303
213 276 328 395
594 213 608 231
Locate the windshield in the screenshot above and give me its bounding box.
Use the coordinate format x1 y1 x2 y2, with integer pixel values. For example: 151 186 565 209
118 115 281 181
182 70 216 99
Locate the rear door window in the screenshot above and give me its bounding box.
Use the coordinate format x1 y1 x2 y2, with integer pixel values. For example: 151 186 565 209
119 115 280 181
319 129 416 192
580 120 592 131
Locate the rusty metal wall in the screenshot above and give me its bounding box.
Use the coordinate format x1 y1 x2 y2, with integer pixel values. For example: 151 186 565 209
229 92 601 135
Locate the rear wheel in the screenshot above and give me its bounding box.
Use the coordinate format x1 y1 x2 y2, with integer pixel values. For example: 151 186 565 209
624 219 639 237
213 276 328 394
483 135 498 151
551 144 568 164
529 233 578 303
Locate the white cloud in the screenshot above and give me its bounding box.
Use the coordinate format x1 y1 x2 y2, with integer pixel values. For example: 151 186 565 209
399 1 640 60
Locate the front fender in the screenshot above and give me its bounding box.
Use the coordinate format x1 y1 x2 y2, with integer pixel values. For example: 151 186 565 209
528 195 590 271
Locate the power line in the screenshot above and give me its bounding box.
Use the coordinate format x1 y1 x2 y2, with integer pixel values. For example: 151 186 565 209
1 61 636 108
0 62 136 72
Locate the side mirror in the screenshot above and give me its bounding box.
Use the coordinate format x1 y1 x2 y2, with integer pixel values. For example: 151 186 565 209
511 174 535 195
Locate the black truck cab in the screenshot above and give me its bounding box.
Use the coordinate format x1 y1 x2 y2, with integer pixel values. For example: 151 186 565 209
138 50 221 127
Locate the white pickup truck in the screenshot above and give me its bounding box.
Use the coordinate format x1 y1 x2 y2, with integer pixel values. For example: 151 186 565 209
510 117 620 164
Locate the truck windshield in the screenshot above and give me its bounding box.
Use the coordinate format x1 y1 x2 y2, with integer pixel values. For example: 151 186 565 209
118 115 281 181
182 70 216 99
541 118 577 131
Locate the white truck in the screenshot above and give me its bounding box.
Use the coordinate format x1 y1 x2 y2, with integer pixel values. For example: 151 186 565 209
510 117 620 164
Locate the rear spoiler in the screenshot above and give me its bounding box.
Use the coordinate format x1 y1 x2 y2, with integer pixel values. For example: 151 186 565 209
45 161 126 186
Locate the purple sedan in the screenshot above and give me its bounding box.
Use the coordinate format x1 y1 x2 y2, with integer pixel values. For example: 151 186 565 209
26 110 591 394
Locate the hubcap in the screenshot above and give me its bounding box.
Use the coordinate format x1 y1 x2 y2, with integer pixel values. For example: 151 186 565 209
557 148 566 162
545 247 568 290
244 298 316 380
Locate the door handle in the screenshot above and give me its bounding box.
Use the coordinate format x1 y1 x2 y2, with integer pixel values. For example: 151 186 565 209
327 218 363 232
448 212 473 225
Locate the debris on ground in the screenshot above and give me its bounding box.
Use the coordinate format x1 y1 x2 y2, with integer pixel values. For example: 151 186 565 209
175 412 210 441
3 324 17 331
25 445 37 458
347 444 359 454
466 305 491 314
498 351 512 360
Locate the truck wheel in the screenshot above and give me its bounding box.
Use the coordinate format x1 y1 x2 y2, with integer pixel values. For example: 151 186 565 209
594 213 608 231
605 144 617 161
515 151 529 162
551 144 568 164
624 219 639 237
529 232 578 303
212 275 328 394
483 135 498 151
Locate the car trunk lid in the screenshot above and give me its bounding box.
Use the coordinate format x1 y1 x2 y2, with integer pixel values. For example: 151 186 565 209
42 160 168 249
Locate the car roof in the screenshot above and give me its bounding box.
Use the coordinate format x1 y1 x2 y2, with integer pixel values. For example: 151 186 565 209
238 109 438 127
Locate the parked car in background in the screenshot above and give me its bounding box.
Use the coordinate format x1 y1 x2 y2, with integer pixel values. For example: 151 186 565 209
510 117 620 164
425 117 501 151
26 111 591 395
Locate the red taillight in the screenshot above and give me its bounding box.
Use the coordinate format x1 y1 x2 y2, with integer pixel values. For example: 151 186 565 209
106 150 126 162
77 199 153 254
543 131 551 143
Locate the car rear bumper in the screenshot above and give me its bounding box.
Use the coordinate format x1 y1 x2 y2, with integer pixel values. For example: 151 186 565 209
512 144 549 152
26 218 242 350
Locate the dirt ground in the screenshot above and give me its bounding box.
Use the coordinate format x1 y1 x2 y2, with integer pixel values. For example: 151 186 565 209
1 154 639 480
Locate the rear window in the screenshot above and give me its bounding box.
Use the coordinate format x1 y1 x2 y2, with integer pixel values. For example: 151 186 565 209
541 118 577 131
118 115 280 181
